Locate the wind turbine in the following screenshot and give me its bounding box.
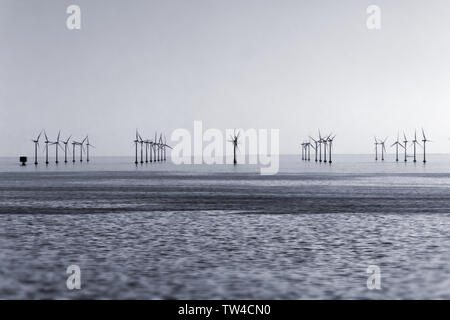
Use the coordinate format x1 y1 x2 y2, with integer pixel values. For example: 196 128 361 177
133 130 139 165
318 130 323 162
327 134 336 163
71 141 77 163
390 132 403 162
374 137 379 161
86 136 94 162
62 135 72 163
323 134 330 163
411 130 421 163
422 128 431 163
300 142 305 160
155 132 161 162
31 130 42 165
158 133 163 162
44 131 50 165
229 130 240 165
50 130 63 164
309 136 318 162
153 132 158 162
138 133 144 164
403 133 408 162
80 137 87 162
380 137 387 161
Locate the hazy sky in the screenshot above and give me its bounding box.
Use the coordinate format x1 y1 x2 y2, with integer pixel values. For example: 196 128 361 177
1 0 450 156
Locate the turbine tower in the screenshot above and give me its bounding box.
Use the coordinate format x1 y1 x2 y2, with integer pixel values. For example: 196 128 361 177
86 136 94 162
158 133 163 162
71 141 77 163
411 130 421 163
229 130 240 165
403 133 408 162
318 130 323 162
138 133 144 164
380 137 387 161
300 142 305 160
44 131 50 165
32 130 42 165
153 132 158 162
421 128 430 163
374 137 379 161
323 134 330 163
62 135 72 163
133 130 139 165
50 130 62 164
390 132 403 162
327 134 336 164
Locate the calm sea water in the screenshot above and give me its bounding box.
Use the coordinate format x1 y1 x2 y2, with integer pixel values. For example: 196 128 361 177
0 155 450 299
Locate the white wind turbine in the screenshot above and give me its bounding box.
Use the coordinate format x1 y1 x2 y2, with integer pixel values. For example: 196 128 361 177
133 130 139 165
374 137 379 161
86 136 94 162
62 135 72 163
327 134 336 163
390 132 403 162
49 130 63 164
421 128 431 163
411 130 421 163
379 137 387 161
228 130 240 165
44 131 50 165
402 133 408 162
31 130 42 165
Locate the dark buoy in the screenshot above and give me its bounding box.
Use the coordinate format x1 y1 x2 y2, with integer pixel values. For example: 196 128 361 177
20 156 27 166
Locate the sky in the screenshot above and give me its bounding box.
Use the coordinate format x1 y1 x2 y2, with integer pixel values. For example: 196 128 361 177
1 0 450 156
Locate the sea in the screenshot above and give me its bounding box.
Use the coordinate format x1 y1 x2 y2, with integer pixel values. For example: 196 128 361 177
0 155 449 299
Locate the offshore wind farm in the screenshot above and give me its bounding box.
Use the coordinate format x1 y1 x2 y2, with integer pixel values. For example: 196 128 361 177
3 0 450 303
